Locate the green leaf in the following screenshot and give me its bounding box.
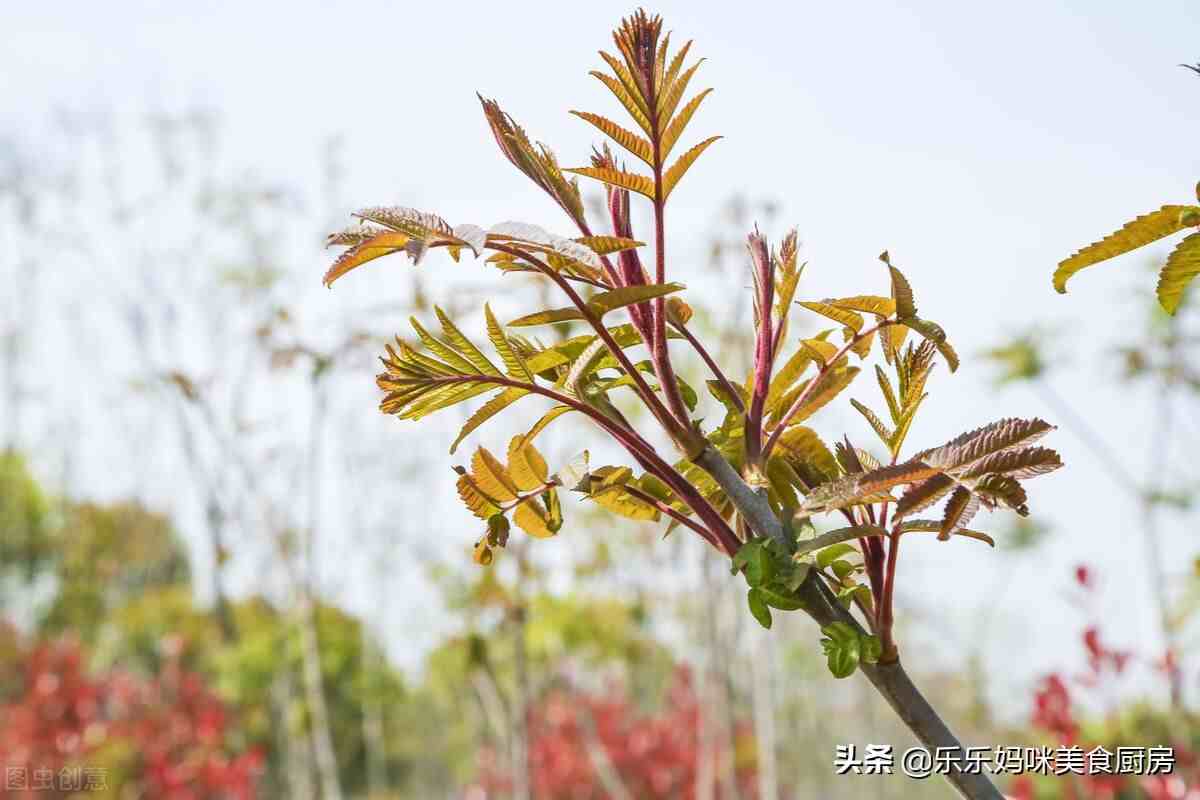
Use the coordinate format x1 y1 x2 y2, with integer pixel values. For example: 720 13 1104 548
816 542 857 570
508 307 586 327
820 622 862 678
758 585 804 611
450 387 529 454
588 282 686 316
747 588 773 629
485 304 535 381
436 306 501 377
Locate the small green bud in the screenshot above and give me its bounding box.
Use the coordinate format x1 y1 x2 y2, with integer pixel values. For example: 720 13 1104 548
1179 207 1200 228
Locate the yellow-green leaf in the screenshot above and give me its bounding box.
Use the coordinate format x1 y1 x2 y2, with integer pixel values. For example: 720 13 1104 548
589 282 686 315
1055 205 1196 294
1158 231 1200 314
514 500 556 538
799 301 864 333
471 447 518 502
507 437 549 491
450 387 529 454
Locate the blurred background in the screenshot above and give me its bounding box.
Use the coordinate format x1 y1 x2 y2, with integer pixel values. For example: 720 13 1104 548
2 1 1199 797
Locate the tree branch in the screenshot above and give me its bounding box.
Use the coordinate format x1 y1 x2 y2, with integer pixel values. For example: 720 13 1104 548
692 440 1003 800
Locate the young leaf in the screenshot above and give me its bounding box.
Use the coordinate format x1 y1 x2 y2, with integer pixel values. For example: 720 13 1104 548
471 447 518 502
1054 205 1196 295
485 304 535 382
1158 231 1200 314
588 282 687 315
798 301 864 333
939 486 980 540
565 166 655 199
450 387 529 454
660 88 713 158
569 110 654 165
850 399 893 447
662 136 722 199
747 588 773 629
507 437 550 491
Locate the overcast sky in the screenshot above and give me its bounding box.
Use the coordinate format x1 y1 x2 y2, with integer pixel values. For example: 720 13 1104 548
5 1 1200 699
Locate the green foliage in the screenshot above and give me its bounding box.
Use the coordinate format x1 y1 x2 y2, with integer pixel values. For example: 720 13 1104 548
1054 183 1200 313
41 500 190 637
0 451 54 583
820 622 882 679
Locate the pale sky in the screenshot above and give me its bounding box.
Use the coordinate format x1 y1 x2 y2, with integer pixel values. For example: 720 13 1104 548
4 0 1200 704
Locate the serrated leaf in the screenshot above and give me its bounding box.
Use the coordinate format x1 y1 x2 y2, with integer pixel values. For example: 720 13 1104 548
450 387 529 454
513 499 556 538
772 427 839 487
515 404 574 448
1158 231 1200 314
856 460 940 495
471 448 518 502
662 136 721 200
957 446 1063 480
589 70 652 135
589 282 686 315
881 252 917 318
569 110 654 165
588 467 661 521
485 304 535 382
974 473 1029 515
897 519 995 546
565 165 655 199
939 486 980 541
661 88 713 158
901 317 959 372
1055 205 1195 294
323 231 413 286
658 57 703 124
799 301 864 332
507 437 549 491
508 307 586 327
773 366 860 426
576 236 645 256
829 295 896 317
850 399 893 447
457 473 501 520
919 417 1055 473
895 473 956 518
875 366 900 422
435 307 501 377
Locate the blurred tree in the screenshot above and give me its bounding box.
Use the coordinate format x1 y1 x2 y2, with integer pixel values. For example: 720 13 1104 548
40 500 189 637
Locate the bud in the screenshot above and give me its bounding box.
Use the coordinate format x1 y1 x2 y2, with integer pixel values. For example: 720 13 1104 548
486 514 510 548
1179 207 1200 228
666 297 693 325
